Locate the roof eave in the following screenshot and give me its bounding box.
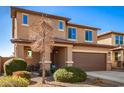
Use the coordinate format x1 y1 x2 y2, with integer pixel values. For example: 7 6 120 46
11 6 71 21
67 22 101 30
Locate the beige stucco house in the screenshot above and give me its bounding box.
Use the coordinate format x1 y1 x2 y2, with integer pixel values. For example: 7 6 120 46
98 31 124 69
11 7 124 71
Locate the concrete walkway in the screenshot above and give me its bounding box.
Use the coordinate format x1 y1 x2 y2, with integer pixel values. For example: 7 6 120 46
87 71 124 84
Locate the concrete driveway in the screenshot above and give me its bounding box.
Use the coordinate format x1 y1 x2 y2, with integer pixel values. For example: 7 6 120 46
87 71 124 84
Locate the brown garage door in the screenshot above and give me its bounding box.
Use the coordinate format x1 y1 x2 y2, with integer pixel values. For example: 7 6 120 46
73 52 106 71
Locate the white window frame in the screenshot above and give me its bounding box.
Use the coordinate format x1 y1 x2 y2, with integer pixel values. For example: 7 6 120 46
58 20 64 31
22 13 29 26
67 26 77 41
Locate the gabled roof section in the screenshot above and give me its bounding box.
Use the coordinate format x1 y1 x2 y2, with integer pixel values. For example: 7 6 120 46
98 30 124 38
11 7 71 21
67 22 101 30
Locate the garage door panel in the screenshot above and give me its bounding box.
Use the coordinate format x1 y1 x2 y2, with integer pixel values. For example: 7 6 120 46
73 52 106 71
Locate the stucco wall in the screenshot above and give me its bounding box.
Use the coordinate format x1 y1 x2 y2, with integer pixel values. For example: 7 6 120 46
24 46 40 65
98 33 124 45
73 46 110 53
15 11 67 40
14 11 98 44
98 34 112 45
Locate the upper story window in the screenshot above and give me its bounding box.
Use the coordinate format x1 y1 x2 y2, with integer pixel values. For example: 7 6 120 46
115 35 123 44
85 30 93 42
22 14 28 25
68 27 76 40
58 20 64 31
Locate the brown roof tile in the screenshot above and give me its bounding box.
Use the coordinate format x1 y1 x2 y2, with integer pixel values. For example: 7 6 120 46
67 22 101 30
11 38 116 48
11 7 71 21
98 30 124 38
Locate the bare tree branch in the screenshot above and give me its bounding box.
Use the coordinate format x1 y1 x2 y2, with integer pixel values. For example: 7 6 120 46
29 15 56 84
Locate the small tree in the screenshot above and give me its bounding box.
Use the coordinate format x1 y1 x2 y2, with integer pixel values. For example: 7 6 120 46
30 15 56 84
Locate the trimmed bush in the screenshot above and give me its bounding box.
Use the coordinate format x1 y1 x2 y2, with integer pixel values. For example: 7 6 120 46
12 71 31 80
0 76 29 87
54 67 87 83
4 58 27 76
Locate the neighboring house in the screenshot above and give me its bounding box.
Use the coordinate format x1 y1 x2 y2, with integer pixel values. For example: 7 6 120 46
11 7 121 71
98 31 124 69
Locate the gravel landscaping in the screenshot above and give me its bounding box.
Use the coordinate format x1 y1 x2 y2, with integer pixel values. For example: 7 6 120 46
29 75 124 87
0 73 124 87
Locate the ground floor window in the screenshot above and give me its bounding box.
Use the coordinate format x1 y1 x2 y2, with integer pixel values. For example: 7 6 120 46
115 51 121 61
27 50 32 57
24 47 33 58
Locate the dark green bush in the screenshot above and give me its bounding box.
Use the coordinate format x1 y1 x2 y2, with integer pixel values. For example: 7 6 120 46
4 58 27 76
0 76 29 87
12 71 31 80
54 67 87 83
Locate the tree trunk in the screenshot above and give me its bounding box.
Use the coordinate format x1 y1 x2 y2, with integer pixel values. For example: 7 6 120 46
41 50 46 84
41 28 46 84
42 62 45 84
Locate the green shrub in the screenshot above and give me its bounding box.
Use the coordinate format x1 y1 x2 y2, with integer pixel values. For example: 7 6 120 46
12 71 31 80
54 67 87 83
4 58 27 76
0 76 29 87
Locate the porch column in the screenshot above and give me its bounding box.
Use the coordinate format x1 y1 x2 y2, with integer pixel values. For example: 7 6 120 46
15 44 24 59
14 44 18 57
66 46 74 66
106 52 112 71
120 50 124 68
111 51 116 68
45 47 52 71
39 46 52 71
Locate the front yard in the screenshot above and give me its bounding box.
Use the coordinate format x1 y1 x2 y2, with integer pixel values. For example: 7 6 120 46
29 74 124 87
1 58 124 87
0 72 124 87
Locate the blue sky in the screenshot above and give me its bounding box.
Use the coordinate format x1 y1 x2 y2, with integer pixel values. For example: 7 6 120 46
0 6 124 56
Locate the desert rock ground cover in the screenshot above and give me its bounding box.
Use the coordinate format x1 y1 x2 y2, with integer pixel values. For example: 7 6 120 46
29 75 124 87
0 73 124 87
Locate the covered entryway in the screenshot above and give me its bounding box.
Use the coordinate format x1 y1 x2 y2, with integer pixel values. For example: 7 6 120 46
51 46 67 69
73 52 106 71
110 46 124 69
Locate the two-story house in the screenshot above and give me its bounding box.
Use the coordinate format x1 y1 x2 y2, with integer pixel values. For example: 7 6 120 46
98 31 124 69
11 7 118 71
